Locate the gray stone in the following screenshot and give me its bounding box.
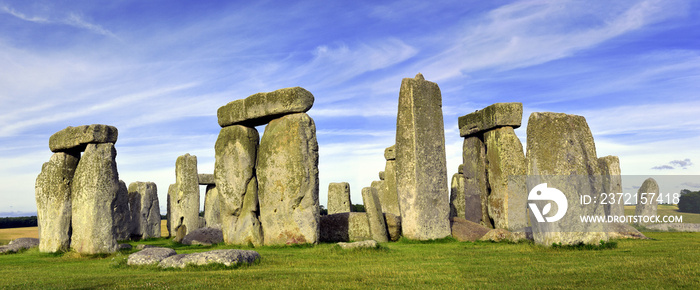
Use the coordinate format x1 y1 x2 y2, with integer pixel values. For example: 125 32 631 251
217 87 314 127
118 243 133 251
450 217 490 242
174 224 187 243
35 152 79 252
362 187 389 243
214 125 263 246
159 249 261 269
71 143 119 254
198 174 215 185
395 73 450 240
127 247 177 266
172 154 200 236
113 180 131 241
607 223 649 239
1 238 40 254
378 171 385 181
484 127 527 231
598 156 624 217
128 181 160 240
449 172 466 219
258 113 320 245
645 223 700 232
204 185 221 228
328 182 352 214
479 228 531 243
383 213 402 242
384 145 396 160
462 136 489 227
526 112 608 246
319 212 371 242
181 227 224 246
166 184 176 237
381 160 400 216
635 178 660 222
337 240 379 250
458 103 522 137
49 124 118 152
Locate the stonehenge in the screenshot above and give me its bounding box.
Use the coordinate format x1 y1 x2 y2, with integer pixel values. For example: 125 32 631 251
35 151 79 252
128 181 161 239
362 187 389 243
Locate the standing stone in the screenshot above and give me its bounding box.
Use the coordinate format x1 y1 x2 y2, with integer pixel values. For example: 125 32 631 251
458 103 522 137
449 172 466 219
173 154 200 236
204 184 222 228
214 125 263 246
382 156 401 216
128 182 160 239
71 143 119 254
167 184 176 237
328 182 352 214
361 187 389 243
49 124 119 152
484 127 527 231
35 152 79 252
462 136 489 227
371 180 386 210
217 87 315 127
526 112 607 246
395 73 450 240
113 180 131 241
598 156 624 217
635 178 660 222
257 113 320 245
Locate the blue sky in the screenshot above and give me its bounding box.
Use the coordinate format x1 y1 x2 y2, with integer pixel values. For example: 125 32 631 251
1 0 699 216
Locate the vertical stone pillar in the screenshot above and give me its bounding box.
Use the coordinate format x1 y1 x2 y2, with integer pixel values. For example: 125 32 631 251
128 182 160 239
328 182 352 214
381 145 401 216
35 152 79 252
362 187 389 243
484 127 527 230
113 180 131 241
449 171 466 219
598 156 624 217
174 154 200 236
204 184 222 228
635 178 659 222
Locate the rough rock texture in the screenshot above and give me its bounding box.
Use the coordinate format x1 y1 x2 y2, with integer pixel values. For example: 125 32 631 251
214 125 263 246
71 143 119 254
198 174 215 185
598 156 624 217
167 184 176 237
127 247 177 266
450 172 466 219
113 180 131 241
458 103 522 137
378 171 385 181
450 217 491 242
319 212 371 242
607 223 649 239
526 112 608 246
181 227 224 246
383 213 402 242
328 182 352 214
1 238 40 254
384 145 396 160
479 228 532 243
173 154 200 236
118 243 132 251
362 187 389 243
484 127 527 231
635 178 660 224
462 136 489 227
381 160 400 216
370 180 386 209
159 249 261 269
395 73 450 240
217 87 314 127
257 113 320 245
49 124 118 152
337 240 379 250
35 152 79 252
128 181 160 239
204 185 222 228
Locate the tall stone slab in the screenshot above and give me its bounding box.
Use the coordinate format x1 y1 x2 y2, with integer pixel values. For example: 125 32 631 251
128 182 160 239
362 187 389 243
484 127 527 231
598 156 624 217
167 184 177 237
395 73 450 240
71 143 119 254
462 136 489 227
382 147 400 216
214 125 262 246
113 180 131 241
328 182 352 214
35 152 79 252
257 113 320 245
526 112 607 246
173 154 200 236
635 178 659 222
217 87 315 127
204 184 222 228
450 172 466 219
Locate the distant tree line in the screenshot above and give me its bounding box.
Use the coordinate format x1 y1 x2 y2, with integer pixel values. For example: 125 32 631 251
318 204 365 216
678 189 700 214
0 216 38 229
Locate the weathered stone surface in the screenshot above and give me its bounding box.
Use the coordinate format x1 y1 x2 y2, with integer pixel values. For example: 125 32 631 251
174 224 187 243
635 178 659 222
328 182 352 214
598 156 624 217
462 136 489 227
204 185 221 228
607 223 649 239
378 171 385 181
166 184 176 237
172 154 200 236
113 180 131 241
1 238 40 254
128 182 160 240
450 172 466 219
71 143 119 254
258 113 320 245
118 243 132 251
395 73 450 240
382 160 400 216
384 145 396 160
383 213 401 242
458 103 523 137
484 127 527 231
159 249 261 269
181 227 224 246
35 152 79 252
458 164 464 174
479 228 531 243
127 247 177 266
198 174 215 185
217 87 314 127
526 112 608 246
370 180 387 211
450 217 490 242
49 124 118 152
362 187 389 243
319 212 371 242
337 240 379 250
214 125 263 246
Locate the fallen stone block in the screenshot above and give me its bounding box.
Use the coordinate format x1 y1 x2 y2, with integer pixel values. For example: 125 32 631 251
337 240 379 250
127 247 177 266
450 217 490 242
181 227 224 246
158 249 260 269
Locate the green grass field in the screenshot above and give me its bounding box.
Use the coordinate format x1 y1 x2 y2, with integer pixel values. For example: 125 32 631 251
1 232 699 288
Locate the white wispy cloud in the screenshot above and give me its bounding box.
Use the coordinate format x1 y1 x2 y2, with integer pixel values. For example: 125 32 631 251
0 5 118 38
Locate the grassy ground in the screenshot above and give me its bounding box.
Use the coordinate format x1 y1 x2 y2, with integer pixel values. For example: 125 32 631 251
624 204 700 223
1 232 699 288
0 227 38 245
